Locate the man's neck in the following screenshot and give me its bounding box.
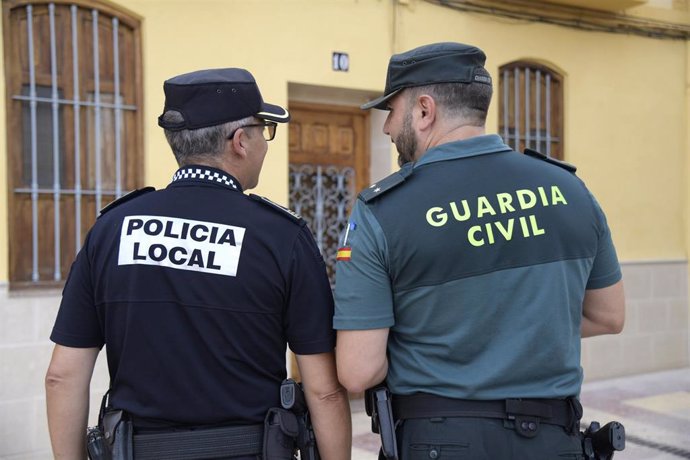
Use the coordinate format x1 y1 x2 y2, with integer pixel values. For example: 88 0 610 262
180 156 247 190
415 124 485 160
424 124 486 153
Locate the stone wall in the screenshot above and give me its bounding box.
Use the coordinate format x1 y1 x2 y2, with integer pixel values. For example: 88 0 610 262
0 260 687 459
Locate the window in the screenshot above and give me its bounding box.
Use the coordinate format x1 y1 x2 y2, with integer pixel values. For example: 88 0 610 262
4 1 143 287
498 61 564 160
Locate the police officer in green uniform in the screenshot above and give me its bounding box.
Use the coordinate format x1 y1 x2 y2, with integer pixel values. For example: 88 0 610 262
333 42 625 459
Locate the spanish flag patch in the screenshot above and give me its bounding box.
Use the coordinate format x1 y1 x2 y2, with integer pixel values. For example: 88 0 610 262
336 246 352 261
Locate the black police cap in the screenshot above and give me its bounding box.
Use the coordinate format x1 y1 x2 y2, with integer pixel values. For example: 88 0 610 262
158 68 290 131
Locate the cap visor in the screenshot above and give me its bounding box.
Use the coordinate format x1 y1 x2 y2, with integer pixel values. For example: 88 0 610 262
257 102 290 123
360 89 402 110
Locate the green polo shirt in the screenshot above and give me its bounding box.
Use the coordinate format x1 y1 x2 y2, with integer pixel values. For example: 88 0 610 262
334 134 621 399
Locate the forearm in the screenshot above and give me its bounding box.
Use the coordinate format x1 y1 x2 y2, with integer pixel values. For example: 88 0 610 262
46 374 90 459
45 345 99 459
306 385 352 460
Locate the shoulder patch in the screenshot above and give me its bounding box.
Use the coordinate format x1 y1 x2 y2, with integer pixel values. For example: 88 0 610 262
359 163 414 203
98 187 155 217
249 194 304 223
524 148 577 173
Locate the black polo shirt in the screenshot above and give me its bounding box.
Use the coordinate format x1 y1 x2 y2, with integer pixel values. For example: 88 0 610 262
51 165 335 426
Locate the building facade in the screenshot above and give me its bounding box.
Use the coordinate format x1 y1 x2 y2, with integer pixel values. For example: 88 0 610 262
1 0 688 457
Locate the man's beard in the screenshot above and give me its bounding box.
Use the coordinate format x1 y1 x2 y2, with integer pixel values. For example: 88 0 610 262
395 111 417 166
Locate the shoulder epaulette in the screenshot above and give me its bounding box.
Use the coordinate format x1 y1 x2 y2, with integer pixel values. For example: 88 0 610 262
98 186 155 217
524 148 577 173
359 163 414 203
249 194 303 223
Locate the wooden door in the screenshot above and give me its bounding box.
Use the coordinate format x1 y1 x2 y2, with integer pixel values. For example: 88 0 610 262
288 102 370 283
287 102 370 378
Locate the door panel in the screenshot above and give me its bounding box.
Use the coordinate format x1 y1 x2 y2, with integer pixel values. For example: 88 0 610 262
288 102 369 285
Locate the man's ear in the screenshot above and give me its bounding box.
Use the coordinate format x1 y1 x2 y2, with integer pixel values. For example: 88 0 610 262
229 128 248 159
416 94 436 131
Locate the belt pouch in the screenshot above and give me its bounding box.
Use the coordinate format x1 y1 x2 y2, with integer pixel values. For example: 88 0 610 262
263 408 299 460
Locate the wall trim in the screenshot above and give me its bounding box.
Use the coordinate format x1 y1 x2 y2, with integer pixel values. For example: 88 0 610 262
620 259 688 266
423 0 690 40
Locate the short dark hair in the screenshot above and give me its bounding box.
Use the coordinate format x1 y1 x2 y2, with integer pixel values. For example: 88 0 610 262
407 68 493 126
161 111 252 165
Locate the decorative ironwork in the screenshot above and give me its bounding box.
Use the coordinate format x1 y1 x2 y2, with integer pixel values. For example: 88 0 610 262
289 164 356 287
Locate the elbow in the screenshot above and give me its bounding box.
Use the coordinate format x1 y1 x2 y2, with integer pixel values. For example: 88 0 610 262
592 314 625 336
605 307 626 334
338 376 369 395
337 363 385 394
609 315 625 334
309 382 349 403
336 363 364 393
45 366 67 392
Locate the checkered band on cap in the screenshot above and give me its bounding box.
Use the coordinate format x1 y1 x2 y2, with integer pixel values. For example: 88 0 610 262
172 167 238 189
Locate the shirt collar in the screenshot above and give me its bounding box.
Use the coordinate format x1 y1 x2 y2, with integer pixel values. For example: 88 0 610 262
169 165 243 192
414 134 512 168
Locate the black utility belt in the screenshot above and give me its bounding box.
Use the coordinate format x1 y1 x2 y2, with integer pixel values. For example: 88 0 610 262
392 393 581 438
133 424 264 460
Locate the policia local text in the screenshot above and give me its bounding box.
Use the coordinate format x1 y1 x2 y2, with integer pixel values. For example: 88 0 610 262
118 215 246 277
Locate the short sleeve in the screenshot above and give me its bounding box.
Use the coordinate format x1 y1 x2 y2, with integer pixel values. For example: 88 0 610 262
586 195 622 290
284 225 336 355
50 232 104 348
333 201 395 330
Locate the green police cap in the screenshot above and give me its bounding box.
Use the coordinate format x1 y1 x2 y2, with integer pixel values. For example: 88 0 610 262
361 42 492 110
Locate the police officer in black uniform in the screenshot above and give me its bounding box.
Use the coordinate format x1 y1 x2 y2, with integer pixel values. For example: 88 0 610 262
45 68 351 460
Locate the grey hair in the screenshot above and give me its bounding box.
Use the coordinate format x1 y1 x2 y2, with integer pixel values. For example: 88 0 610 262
162 111 253 165
406 68 493 126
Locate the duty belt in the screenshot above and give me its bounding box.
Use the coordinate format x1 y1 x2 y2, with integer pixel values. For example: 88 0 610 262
133 424 263 460
392 394 581 438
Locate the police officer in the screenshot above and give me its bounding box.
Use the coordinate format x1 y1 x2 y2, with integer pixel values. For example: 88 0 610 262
45 68 351 459
334 43 625 459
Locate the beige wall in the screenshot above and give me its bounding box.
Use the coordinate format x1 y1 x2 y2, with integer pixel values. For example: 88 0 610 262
582 261 689 380
2 0 687 281
0 288 110 459
1 1 689 458
116 0 397 198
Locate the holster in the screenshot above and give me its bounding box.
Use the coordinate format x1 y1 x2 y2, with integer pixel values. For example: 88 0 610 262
102 409 134 460
365 385 399 460
88 391 131 460
263 407 299 460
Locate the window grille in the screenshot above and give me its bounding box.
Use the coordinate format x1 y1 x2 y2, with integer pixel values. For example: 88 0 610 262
289 164 355 288
498 62 564 160
4 1 142 286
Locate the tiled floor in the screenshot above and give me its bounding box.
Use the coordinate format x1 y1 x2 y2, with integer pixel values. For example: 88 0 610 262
351 367 690 459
